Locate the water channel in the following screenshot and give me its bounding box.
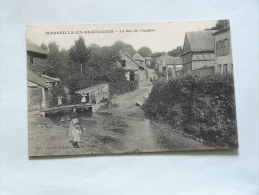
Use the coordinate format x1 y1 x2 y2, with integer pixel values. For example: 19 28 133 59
46 108 209 154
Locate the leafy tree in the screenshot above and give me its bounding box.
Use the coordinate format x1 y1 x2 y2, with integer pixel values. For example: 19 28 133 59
40 43 48 51
168 46 183 57
69 36 91 75
89 43 100 48
138 47 152 57
151 52 163 58
112 41 136 57
46 42 61 77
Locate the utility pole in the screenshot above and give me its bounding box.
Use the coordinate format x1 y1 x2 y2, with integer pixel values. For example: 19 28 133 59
166 63 169 80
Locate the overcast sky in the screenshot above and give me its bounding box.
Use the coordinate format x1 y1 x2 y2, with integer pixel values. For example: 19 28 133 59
27 20 217 53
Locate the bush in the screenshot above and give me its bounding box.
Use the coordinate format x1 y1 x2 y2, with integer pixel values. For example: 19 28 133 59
143 75 238 147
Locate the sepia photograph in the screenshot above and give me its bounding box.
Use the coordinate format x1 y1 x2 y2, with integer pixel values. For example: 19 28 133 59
27 20 238 157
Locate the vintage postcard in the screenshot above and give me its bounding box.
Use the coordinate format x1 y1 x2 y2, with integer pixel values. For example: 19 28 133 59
27 20 238 157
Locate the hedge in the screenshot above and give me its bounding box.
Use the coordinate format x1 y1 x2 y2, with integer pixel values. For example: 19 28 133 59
143 75 238 148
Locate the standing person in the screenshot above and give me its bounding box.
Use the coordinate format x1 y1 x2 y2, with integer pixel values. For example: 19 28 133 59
72 123 82 148
68 107 79 143
57 96 62 108
81 93 87 105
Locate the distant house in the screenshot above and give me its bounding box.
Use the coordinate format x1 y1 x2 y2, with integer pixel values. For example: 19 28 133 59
166 57 183 78
119 50 147 82
133 53 146 67
212 23 233 75
157 54 167 73
157 55 183 78
181 30 217 76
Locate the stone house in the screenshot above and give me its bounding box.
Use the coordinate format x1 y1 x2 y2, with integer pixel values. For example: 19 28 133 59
212 23 233 75
119 50 147 82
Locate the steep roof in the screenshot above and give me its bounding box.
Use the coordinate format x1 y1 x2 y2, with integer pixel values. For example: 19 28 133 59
27 69 49 88
183 30 217 54
119 50 146 70
133 53 145 61
27 39 48 55
165 56 183 65
212 26 230 36
120 50 132 59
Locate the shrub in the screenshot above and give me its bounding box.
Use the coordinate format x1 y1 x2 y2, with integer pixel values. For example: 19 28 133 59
143 75 238 147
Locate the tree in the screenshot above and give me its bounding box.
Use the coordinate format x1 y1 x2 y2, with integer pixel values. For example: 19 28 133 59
209 20 229 30
47 42 61 77
40 43 48 51
112 41 136 57
137 47 152 57
151 52 163 58
69 36 91 75
89 43 100 48
168 46 183 57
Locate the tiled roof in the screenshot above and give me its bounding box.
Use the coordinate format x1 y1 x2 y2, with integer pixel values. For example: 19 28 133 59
120 50 132 59
27 39 48 55
185 30 217 53
27 68 49 88
133 53 145 61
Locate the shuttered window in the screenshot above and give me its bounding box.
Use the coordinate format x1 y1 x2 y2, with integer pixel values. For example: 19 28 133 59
223 39 230 55
216 39 230 57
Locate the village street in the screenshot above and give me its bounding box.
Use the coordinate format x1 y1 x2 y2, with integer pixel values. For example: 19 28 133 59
29 82 212 157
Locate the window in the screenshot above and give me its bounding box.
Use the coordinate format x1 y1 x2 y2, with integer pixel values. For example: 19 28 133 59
223 64 228 75
216 41 223 57
30 55 34 65
216 39 230 57
129 71 135 81
121 60 126 67
223 39 230 55
224 39 229 47
218 64 222 74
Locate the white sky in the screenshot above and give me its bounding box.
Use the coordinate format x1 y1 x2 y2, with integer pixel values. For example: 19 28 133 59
27 20 217 53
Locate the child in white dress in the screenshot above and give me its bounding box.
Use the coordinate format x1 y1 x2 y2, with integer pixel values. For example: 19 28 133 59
72 123 82 148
